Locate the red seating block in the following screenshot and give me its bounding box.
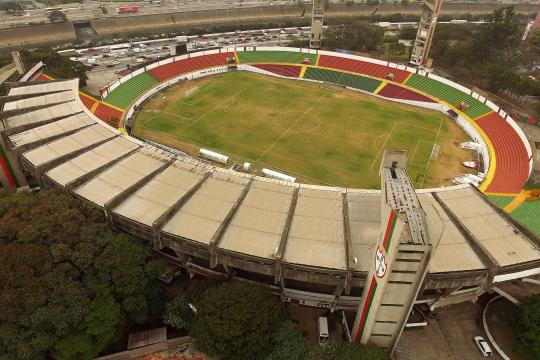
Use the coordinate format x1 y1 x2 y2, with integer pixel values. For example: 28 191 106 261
476 112 529 194
318 55 410 83
94 103 124 127
79 93 96 110
377 83 436 103
251 64 302 78
149 52 234 82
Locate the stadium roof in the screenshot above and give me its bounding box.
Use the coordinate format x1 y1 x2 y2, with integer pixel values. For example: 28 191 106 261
3 76 539 280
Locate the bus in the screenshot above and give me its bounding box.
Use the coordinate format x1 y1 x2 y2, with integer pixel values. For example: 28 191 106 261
45 7 63 13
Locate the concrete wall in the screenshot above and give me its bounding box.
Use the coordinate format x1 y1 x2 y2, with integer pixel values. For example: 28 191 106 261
0 21 76 50
91 3 540 37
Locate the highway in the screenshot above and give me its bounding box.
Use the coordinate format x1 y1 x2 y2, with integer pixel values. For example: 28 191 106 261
0 0 296 29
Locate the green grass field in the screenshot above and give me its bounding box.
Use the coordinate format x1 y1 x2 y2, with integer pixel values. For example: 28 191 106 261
134 71 469 189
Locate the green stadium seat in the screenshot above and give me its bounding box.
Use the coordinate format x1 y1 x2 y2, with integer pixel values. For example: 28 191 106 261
405 74 492 119
104 72 159 109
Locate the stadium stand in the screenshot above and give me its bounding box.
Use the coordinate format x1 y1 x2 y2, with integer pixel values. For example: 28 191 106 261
148 52 233 82
405 74 492 118
303 67 382 93
318 55 410 83
2 51 540 313
79 92 97 110
488 195 515 208
377 83 436 103
476 112 530 194
237 50 318 65
511 201 540 236
251 64 302 78
104 72 159 109
94 103 124 127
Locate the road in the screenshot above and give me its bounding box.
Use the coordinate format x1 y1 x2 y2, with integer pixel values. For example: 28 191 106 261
0 0 295 29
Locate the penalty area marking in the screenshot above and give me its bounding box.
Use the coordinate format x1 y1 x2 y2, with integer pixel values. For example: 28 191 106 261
418 116 444 188
369 121 398 172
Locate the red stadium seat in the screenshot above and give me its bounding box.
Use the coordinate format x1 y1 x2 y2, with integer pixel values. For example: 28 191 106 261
318 55 410 83
251 64 302 78
377 83 436 103
94 103 124 127
149 52 234 82
476 112 529 194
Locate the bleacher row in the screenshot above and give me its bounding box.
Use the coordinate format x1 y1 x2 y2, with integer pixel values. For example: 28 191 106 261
33 74 125 127
475 112 530 194
99 49 531 195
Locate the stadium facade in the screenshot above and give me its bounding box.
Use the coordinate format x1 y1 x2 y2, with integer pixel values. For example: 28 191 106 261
1 47 539 351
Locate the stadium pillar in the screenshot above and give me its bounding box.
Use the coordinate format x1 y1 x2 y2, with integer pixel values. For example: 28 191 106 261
310 0 325 49
351 150 434 354
410 0 443 67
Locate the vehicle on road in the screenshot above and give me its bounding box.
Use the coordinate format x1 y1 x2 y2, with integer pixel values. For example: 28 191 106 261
318 317 329 345
473 336 493 357
116 6 139 14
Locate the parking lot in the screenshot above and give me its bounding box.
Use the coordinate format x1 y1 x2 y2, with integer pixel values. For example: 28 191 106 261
396 302 502 360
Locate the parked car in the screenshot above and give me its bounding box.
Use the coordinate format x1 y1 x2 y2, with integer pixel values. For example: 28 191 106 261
473 336 493 357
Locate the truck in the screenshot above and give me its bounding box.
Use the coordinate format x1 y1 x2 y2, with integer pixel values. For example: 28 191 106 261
116 6 139 14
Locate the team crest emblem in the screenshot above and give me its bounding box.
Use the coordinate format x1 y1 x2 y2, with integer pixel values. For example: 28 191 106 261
375 246 387 279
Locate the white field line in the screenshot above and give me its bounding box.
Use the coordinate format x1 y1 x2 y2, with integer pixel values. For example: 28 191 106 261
419 116 444 188
133 126 348 187
369 120 398 172
256 93 327 161
410 139 435 167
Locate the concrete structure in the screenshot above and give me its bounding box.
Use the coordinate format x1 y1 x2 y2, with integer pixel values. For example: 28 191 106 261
352 151 433 354
410 0 444 67
310 0 325 49
1 57 540 352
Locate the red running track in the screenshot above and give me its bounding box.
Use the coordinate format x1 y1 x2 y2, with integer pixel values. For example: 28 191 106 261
318 55 410 83
149 52 234 82
377 83 436 103
94 103 124 127
251 64 302 78
476 112 530 194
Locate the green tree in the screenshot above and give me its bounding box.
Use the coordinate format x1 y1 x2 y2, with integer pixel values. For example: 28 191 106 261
19 48 89 86
266 320 309 360
0 2 23 14
530 31 540 46
398 26 416 40
163 296 195 331
190 282 284 360
47 10 67 23
323 22 384 52
335 342 391 360
515 293 540 359
0 190 165 360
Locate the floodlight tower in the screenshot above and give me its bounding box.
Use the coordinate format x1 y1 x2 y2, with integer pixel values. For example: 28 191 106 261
351 150 437 354
309 0 325 49
410 0 444 67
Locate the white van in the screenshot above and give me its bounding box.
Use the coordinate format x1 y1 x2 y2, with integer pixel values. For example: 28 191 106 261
318 317 329 344
473 336 493 357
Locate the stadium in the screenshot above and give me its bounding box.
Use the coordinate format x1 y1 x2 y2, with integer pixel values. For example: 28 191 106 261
1 46 539 351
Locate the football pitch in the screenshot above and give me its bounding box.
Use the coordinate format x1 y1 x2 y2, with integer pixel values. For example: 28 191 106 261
133 71 469 189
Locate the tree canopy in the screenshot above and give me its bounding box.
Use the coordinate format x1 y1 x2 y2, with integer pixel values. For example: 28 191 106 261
515 293 540 359
0 189 165 360
47 10 67 23
20 48 89 86
266 320 309 360
190 281 284 360
323 22 384 52
163 296 195 331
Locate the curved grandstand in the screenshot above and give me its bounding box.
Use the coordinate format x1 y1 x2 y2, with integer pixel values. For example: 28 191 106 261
0 47 539 311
